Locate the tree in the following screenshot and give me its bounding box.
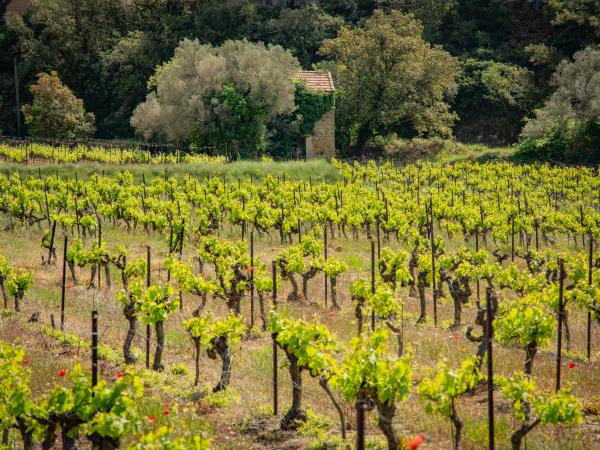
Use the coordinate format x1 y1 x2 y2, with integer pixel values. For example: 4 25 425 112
334 328 411 450
267 6 344 68
498 372 582 450
418 357 482 450
519 47 600 164
548 0 600 51
21 72 95 139
319 10 459 152
453 59 535 144
131 39 300 157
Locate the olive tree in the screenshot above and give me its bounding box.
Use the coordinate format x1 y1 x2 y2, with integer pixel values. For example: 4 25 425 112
131 39 300 157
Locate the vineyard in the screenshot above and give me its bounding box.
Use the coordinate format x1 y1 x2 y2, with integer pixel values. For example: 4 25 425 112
0 150 599 450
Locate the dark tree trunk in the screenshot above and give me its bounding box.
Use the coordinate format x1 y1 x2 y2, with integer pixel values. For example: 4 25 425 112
194 338 201 386
14 295 21 312
319 377 346 439
89 434 120 450
376 400 400 450
16 418 35 450
0 278 9 308
285 273 300 302
258 293 267 331
123 303 137 364
417 284 426 323
524 343 537 375
330 277 340 309
153 321 165 371
511 418 541 450
450 398 463 450
68 261 78 285
208 336 232 392
281 352 307 430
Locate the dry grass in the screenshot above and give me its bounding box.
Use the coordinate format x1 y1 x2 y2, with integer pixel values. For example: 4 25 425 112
1 218 600 450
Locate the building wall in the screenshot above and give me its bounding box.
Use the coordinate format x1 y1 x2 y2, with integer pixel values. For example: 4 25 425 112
305 109 336 159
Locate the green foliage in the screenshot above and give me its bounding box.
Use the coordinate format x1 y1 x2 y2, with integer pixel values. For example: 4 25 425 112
269 311 338 377
21 72 95 139
140 284 177 324
333 328 411 405
320 10 459 151
498 372 582 426
131 38 300 157
184 313 245 350
6 270 33 299
519 47 600 164
127 425 211 450
495 296 555 349
294 81 335 136
418 356 482 417
322 258 348 280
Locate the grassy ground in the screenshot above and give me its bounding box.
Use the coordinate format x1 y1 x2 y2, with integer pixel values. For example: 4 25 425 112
1 214 599 449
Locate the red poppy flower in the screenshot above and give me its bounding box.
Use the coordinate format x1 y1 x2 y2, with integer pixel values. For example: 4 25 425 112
245 267 253 274
449 335 459 341
148 416 157 422
58 370 66 377
116 372 124 379
162 410 169 416
67 284 74 289
406 434 425 449
22 359 30 366
162 402 169 408
327 311 335 317
568 361 575 369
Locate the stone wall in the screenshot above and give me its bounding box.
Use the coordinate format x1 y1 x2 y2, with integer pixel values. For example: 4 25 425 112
305 109 336 159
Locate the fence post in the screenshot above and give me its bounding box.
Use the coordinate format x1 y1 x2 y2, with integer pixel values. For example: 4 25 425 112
556 259 565 392
250 231 255 328
272 260 278 416
486 287 495 450
371 239 376 330
60 235 68 331
587 234 593 360
91 308 98 390
146 246 151 370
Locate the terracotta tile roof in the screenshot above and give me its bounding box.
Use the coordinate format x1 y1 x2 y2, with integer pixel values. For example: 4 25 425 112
293 71 335 92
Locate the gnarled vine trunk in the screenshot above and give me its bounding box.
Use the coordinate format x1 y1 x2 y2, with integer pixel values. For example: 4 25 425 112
376 399 400 450
281 351 307 430
208 336 232 392
122 303 137 364
153 321 165 371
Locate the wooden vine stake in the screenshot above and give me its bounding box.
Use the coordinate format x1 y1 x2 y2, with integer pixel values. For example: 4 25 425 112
250 231 255 328
324 224 328 307
146 245 151 370
429 196 438 326
587 233 593 360
91 305 98 390
556 259 565 392
356 397 366 450
371 239 376 331
271 260 278 416
60 235 67 331
486 286 495 450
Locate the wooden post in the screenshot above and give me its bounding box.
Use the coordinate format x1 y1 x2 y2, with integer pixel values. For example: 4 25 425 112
324 225 328 307
511 216 515 262
371 239 376 331
356 398 366 450
60 235 67 331
486 287 495 450
430 197 438 326
556 259 565 392
272 260 278 416
250 231 255 328
97 221 102 289
48 220 57 264
146 246 151 370
587 234 593 360
91 308 98 390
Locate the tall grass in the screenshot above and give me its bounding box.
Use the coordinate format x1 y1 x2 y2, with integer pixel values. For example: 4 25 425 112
0 158 341 182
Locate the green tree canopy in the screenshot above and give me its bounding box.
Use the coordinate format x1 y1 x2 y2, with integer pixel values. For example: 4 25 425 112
519 46 600 164
21 71 95 139
319 10 459 151
131 39 300 157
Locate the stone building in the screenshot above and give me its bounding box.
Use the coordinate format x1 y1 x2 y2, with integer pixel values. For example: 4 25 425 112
293 71 336 159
